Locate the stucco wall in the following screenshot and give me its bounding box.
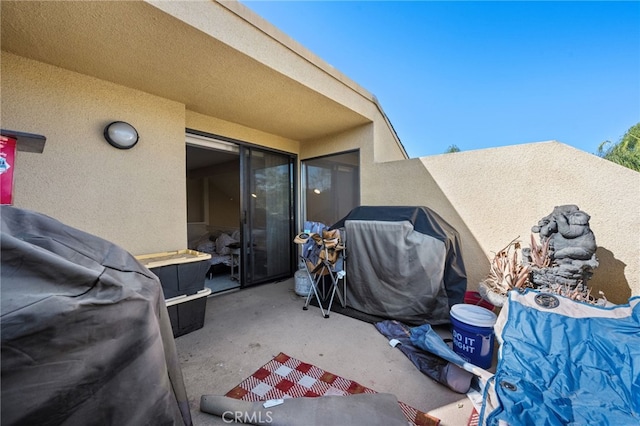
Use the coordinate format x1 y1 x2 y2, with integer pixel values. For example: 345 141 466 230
156 0 376 121
301 124 371 161
361 142 640 304
372 108 409 162
1 52 187 255
186 110 299 153
421 142 640 304
300 107 406 165
362 157 490 295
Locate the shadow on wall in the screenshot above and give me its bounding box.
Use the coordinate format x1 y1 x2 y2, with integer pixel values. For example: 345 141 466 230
590 247 630 304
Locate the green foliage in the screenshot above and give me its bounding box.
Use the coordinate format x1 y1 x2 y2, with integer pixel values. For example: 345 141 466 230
597 122 640 172
444 144 461 153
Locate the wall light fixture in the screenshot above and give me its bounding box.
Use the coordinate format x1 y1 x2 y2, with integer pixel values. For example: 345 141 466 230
103 121 139 150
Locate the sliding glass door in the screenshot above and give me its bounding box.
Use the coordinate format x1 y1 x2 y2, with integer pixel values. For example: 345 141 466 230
301 150 360 226
241 146 295 287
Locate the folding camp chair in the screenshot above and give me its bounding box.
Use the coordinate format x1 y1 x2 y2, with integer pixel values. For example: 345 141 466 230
294 222 346 318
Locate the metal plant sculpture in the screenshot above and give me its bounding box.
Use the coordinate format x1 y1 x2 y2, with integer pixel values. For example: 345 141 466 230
479 238 532 306
528 233 551 268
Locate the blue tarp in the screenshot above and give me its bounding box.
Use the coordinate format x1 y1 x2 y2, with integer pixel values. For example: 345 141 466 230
485 290 640 425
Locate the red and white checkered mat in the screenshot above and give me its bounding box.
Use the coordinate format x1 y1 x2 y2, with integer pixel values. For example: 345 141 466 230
468 408 479 426
225 352 440 426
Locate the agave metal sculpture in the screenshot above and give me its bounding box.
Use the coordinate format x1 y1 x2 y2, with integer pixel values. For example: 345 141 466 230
528 233 551 268
478 237 531 306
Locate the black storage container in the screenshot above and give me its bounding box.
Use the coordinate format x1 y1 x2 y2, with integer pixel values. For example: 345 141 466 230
136 250 212 337
135 250 211 299
166 288 211 337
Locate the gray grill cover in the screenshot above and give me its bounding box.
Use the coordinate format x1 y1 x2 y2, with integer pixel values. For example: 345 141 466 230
333 206 467 325
1 206 192 426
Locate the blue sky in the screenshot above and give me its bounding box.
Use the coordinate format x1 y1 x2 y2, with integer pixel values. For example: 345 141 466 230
241 1 640 158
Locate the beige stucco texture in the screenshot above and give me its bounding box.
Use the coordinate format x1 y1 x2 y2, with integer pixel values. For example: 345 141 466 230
362 157 491 296
420 142 640 304
365 143 639 304
1 52 188 255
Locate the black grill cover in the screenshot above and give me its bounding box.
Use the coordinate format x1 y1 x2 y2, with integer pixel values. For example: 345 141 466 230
332 206 467 325
0 206 192 426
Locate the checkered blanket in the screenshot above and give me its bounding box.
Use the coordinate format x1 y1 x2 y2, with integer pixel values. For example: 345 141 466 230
225 352 439 426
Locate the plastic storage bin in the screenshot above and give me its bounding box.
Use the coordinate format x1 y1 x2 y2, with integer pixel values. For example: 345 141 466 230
166 288 211 337
135 249 211 299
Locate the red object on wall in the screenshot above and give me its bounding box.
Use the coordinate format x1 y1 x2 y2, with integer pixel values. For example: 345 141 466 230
1 135 17 205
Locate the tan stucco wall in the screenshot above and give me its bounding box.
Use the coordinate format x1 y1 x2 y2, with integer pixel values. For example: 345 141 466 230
362 157 491 295
301 124 371 160
360 142 640 304
420 142 640 303
186 110 299 153
299 105 406 167
1 52 188 255
155 0 375 121
372 108 409 163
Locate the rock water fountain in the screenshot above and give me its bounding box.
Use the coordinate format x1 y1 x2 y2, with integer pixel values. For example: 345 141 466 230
524 205 599 289
479 205 605 306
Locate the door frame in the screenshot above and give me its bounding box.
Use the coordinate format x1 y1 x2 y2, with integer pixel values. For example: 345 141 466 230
186 129 298 287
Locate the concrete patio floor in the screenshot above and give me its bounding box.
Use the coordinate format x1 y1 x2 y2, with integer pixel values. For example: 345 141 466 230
175 278 480 426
